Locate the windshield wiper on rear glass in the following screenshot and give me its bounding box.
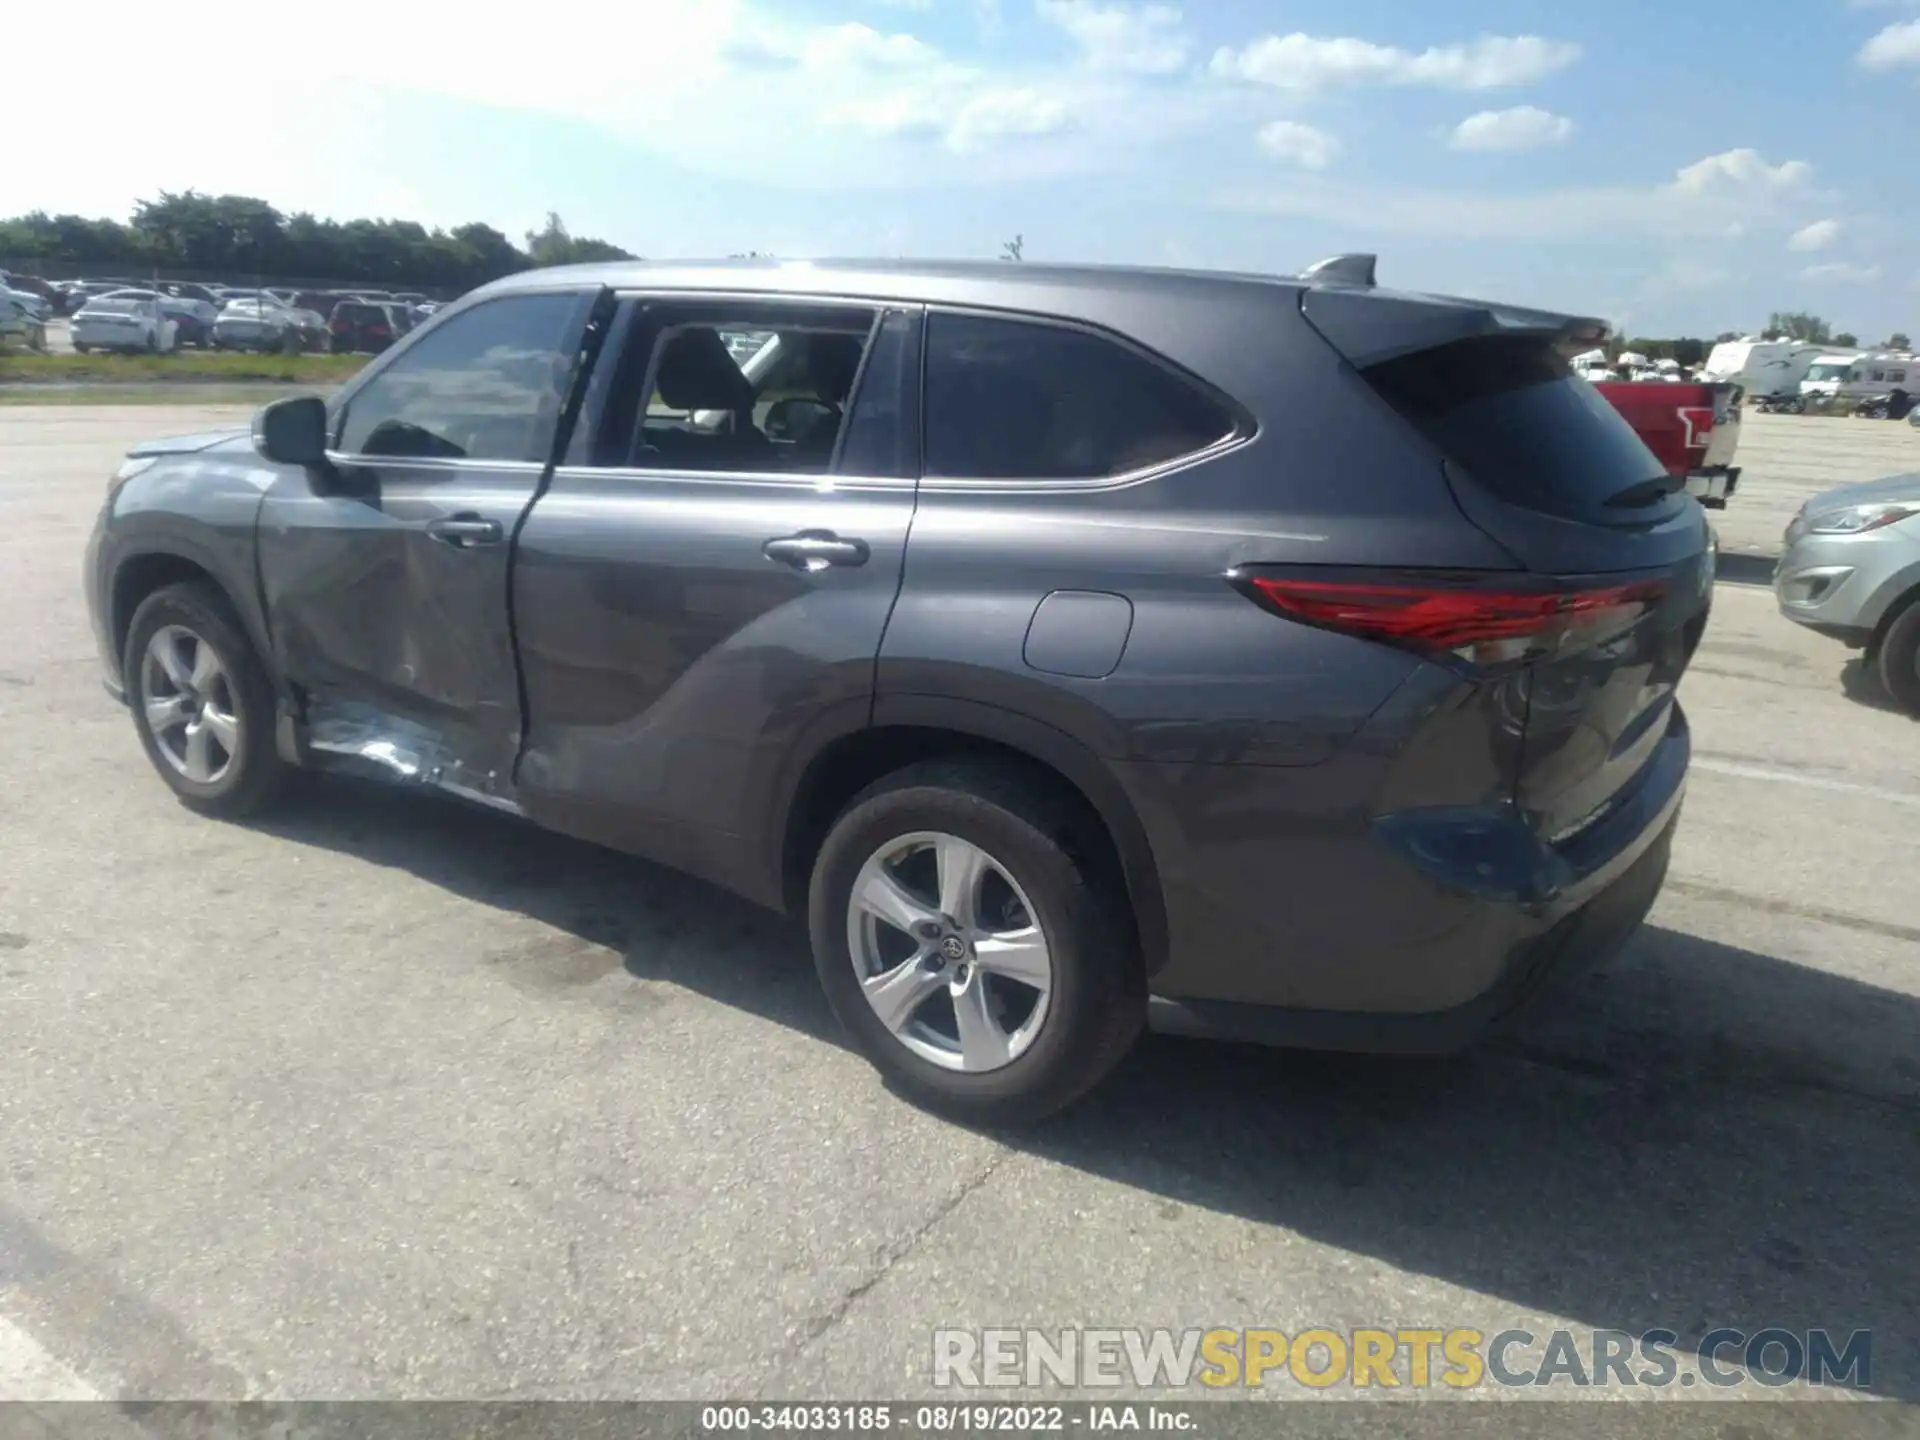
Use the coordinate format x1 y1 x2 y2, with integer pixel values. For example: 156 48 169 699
1603 474 1686 508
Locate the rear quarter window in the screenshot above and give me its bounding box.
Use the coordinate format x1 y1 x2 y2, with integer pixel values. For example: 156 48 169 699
923 312 1235 480
1361 335 1671 524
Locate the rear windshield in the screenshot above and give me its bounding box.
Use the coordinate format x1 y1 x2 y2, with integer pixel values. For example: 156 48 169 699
1362 335 1671 522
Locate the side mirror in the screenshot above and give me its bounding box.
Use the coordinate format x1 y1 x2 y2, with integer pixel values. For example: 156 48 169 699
253 394 329 467
764 396 835 442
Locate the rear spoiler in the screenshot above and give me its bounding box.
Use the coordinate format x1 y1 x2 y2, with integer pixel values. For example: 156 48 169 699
1296 253 1612 370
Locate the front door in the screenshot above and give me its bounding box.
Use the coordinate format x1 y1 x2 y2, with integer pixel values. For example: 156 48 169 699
257 288 596 799
510 297 921 894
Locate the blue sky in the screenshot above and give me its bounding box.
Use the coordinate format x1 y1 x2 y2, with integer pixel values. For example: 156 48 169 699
11 0 1919 337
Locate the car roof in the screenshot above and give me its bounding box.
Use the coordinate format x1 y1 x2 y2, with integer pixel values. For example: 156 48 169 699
472 256 1609 361
481 257 1304 309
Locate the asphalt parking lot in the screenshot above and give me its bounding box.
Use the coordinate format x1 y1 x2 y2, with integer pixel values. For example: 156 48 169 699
1 407 1918 1414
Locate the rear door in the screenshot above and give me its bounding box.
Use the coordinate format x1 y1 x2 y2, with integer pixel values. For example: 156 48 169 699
257 287 596 800
509 294 920 885
1353 329 1713 846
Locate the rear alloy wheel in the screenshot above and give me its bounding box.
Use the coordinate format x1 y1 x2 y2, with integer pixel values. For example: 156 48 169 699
1876 600 1920 715
125 582 289 817
809 760 1144 1124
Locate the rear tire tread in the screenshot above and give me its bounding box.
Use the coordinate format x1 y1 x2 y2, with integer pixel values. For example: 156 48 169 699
1875 596 1920 715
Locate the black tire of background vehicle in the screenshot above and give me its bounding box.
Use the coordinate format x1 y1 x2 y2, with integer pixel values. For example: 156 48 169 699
144 330 158 354
808 758 1146 1125
73 342 89 354
1875 599 1920 715
125 581 291 818
280 328 301 356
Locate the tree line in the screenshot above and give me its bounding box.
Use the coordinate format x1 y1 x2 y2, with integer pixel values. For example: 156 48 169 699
0 193 635 294
1750 312 1908 351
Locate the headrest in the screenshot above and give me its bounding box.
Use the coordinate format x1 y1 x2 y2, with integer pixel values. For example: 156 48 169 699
809 334 865 405
656 327 751 411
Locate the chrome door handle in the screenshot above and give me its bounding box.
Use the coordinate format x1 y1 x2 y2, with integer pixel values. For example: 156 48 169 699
763 530 870 570
425 515 504 547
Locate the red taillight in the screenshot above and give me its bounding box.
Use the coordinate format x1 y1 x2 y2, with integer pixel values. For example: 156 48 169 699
1238 572 1666 669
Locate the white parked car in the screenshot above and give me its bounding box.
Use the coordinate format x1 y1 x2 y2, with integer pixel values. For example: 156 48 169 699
211 296 302 352
99 288 219 348
71 297 178 353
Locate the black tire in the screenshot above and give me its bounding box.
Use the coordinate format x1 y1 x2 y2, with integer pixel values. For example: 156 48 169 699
1876 599 1920 716
73 342 89 355
124 581 290 818
808 759 1145 1125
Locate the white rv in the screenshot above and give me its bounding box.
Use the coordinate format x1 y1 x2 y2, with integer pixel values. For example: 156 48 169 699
1799 351 1917 403
1701 338 1842 400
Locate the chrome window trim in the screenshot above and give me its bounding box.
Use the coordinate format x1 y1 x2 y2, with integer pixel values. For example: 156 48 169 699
323 453 549 474
546 463 914 494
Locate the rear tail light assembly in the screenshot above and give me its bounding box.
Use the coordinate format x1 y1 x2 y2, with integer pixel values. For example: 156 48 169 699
1231 567 1666 672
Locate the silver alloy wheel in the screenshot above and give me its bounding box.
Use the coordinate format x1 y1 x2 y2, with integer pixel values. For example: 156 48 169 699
846 831 1054 1073
139 624 240 785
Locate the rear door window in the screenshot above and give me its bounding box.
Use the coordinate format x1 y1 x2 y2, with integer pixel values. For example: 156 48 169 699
1361 335 1673 524
923 312 1234 480
584 299 880 476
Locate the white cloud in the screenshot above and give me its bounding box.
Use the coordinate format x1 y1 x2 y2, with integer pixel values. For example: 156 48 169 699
824 92 946 139
1671 148 1813 195
1037 0 1190 74
1788 218 1842 252
1859 18 1920 66
946 89 1074 150
1255 120 1340 169
1211 32 1579 91
1449 106 1574 152
1217 147 1822 245
726 21 943 71
1802 262 1884 283
871 0 934 9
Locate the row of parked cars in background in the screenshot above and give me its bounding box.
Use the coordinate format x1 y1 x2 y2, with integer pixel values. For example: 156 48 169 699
0 269 441 355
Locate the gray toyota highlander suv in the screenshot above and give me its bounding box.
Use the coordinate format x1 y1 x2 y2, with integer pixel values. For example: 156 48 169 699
84 255 1709 1122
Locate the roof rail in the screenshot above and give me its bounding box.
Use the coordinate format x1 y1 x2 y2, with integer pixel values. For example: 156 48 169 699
1300 253 1377 288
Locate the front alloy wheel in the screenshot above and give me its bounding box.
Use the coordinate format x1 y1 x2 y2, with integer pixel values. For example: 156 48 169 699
124 581 289 816
847 832 1054 1073
139 625 241 785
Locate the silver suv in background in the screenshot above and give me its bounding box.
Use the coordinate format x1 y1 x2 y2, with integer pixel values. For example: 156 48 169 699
1776 475 1920 712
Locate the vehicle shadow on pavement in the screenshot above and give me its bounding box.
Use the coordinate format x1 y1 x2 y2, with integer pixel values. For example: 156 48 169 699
253 777 1920 1399
1839 656 1918 718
